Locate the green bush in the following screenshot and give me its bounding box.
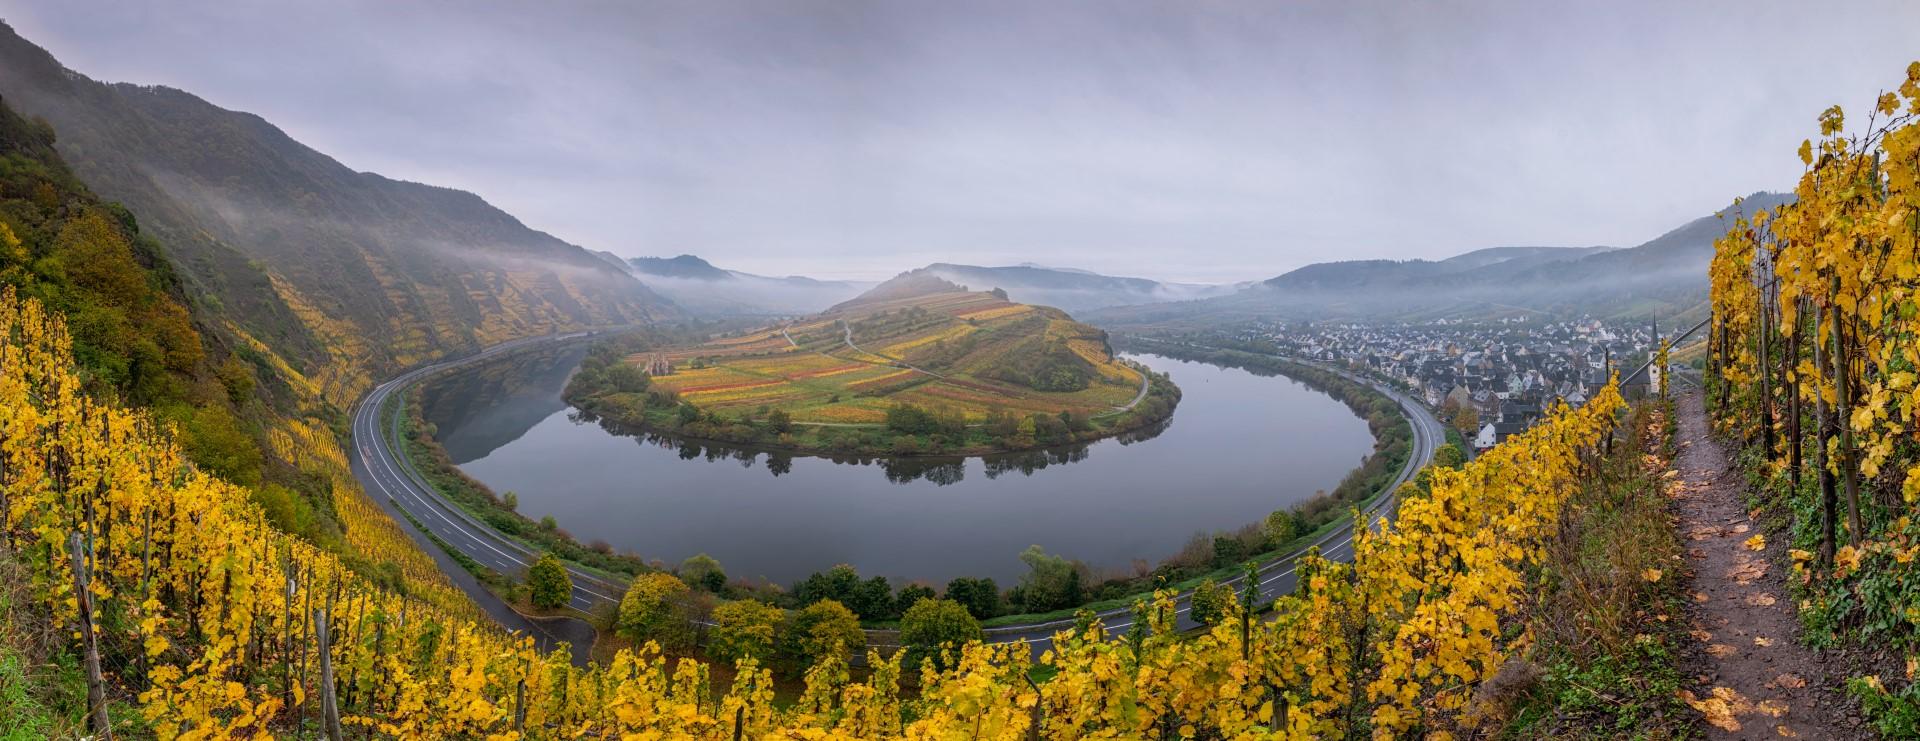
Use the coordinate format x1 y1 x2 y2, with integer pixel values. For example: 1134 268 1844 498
617 573 693 649
781 599 864 669
528 553 572 610
708 599 783 664
899 598 983 671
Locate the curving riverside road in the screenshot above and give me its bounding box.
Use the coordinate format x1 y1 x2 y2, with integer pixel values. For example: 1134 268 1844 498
349 331 627 664
974 338 1445 652
349 332 1443 659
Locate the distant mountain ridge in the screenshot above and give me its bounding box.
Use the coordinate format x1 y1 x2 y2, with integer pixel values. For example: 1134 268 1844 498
1091 192 1795 326
1261 246 1616 292
0 22 676 397
618 255 1241 317
629 254 734 281
920 262 1241 313
625 254 874 316
829 269 969 312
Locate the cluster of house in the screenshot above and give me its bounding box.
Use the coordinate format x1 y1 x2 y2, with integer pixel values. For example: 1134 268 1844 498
1235 316 1661 451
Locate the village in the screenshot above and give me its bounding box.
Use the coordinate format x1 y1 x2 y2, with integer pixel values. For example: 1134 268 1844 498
1227 316 1666 450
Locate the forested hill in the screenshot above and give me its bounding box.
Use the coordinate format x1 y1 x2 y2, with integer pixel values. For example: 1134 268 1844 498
0 22 677 399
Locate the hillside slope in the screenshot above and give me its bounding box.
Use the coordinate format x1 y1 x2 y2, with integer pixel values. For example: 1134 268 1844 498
1089 194 1792 326
921 262 1239 313
0 92 475 629
626 254 872 316
571 269 1177 455
0 22 676 398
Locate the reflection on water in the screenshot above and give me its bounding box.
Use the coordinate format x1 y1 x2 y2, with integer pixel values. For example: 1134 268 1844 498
422 345 589 465
564 405 1171 486
424 352 1374 585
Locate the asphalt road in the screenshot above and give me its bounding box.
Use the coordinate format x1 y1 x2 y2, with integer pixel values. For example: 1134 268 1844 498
349 333 1443 659
973 340 1446 654
349 331 625 664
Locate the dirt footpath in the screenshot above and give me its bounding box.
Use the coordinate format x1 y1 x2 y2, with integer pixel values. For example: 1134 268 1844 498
1671 389 1866 739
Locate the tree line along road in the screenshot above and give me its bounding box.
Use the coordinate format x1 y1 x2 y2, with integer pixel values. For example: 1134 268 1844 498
348 331 1444 659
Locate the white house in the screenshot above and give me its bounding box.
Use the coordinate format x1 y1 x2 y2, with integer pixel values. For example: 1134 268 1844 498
1474 422 1498 451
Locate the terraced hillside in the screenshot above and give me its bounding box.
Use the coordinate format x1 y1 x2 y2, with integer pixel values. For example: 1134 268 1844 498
568 270 1179 455
0 23 678 401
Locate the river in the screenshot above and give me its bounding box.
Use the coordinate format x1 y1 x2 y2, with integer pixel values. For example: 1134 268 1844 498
420 348 1374 588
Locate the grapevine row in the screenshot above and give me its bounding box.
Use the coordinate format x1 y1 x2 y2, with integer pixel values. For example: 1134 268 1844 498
0 283 1623 738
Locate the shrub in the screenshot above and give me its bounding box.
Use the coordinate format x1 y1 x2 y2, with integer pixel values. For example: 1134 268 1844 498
708 599 783 664
894 583 936 615
1211 535 1246 569
1189 579 1235 626
1263 510 1298 548
944 576 1002 620
782 599 865 669
528 553 572 610
679 553 727 593
618 573 692 648
1016 545 1083 614
899 598 983 671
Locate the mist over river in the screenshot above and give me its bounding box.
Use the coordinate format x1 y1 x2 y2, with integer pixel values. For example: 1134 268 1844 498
422 349 1373 586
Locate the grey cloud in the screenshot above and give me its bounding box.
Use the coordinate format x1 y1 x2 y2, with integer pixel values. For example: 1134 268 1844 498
3 0 1916 282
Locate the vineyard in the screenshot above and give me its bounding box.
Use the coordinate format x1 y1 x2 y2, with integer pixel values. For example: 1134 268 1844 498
1705 61 1920 733
570 271 1180 456
648 280 1143 424
0 281 1641 737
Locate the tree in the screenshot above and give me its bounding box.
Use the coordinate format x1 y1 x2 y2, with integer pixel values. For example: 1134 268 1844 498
782 599 865 669
709 599 783 663
1263 510 1298 549
945 577 1001 620
528 553 573 610
1432 443 1466 469
885 404 941 436
1014 415 1038 447
1211 535 1246 569
1016 545 1083 613
617 572 692 648
766 408 793 434
986 411 1020 440
181 404 263 488
251 483 318 541
501 490 519 511
602 361 650 394
899 598 983 671
852 576 895 620
795 564 862 608
894 583 936 615
1189 578 1235 626
1450 404 1479 435
679 553 727 593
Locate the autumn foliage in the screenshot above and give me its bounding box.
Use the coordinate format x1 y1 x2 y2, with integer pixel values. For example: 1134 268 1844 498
1706 60 1920 730
0 282 1630 737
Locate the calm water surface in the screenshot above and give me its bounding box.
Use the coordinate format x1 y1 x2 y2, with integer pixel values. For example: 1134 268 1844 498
422 349 1373 586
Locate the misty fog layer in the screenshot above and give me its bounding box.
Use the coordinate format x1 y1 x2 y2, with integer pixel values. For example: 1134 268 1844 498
8 0 1916 283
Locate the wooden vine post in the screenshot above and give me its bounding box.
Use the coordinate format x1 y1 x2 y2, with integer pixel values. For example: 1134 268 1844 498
316 606 343 741
69 532 112 739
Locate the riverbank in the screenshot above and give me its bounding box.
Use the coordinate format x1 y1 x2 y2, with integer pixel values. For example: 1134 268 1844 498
563 334 1183 459
356 333 1441 670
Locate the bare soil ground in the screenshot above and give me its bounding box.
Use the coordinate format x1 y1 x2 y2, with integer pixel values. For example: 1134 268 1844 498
1673 389 1869 738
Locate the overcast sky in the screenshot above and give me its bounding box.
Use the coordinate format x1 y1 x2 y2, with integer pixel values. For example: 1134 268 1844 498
4 1 1916 282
